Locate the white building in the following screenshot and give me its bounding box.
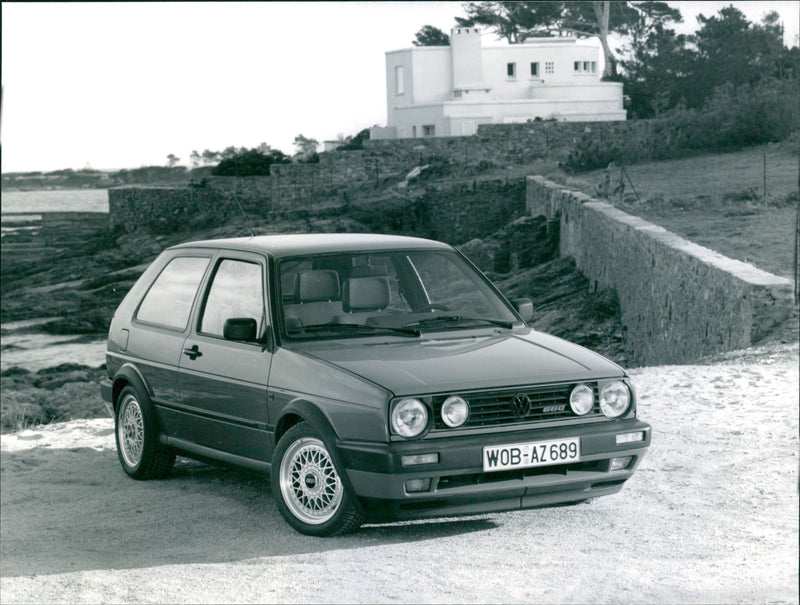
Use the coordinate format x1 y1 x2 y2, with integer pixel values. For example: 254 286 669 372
374 27 625 140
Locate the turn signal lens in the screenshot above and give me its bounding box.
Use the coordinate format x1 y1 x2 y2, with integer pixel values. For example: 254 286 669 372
569 384 594 415
391 398 429 438
616 431 644 445
441 396 470 428
600 381 631 418
402 453 439 466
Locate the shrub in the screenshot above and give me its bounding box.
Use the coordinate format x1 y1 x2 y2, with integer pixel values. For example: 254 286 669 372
336 129 370 151
565 77 798 172
212 149 290 176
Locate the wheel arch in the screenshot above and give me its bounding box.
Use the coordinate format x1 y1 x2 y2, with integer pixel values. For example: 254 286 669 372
274 399 366 516
111 364 151 412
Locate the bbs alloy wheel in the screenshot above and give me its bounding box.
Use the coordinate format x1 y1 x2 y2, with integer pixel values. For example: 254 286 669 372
272 422 363 536
280 437 343 525
114 385 175 480
118 393 145 468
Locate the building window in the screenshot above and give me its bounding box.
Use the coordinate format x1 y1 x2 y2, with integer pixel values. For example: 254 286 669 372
530 62 539 77
412 126 417 138
574 61 597 74
507 62 516 79
545 61 554 74
422 125 435 137
395 66 404 95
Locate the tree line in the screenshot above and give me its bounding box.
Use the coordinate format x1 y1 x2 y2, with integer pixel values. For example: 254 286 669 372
414 1 799 120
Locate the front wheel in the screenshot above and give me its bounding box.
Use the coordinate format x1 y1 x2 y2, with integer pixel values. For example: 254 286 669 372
271 422 363 536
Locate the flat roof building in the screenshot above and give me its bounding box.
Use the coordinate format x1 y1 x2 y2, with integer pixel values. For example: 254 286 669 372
374 27 625 140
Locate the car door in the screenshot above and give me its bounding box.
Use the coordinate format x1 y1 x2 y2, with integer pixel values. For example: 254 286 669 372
127 252 213 431
177 251 274 461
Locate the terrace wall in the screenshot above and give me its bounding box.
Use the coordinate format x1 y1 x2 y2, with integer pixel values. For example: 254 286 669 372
526 176 795 364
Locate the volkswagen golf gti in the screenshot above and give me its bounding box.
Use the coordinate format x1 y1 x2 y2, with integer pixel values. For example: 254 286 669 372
102 233 651 536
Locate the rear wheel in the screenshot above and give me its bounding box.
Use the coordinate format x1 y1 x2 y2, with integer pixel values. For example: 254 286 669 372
115 385 175 479
272 422 363 536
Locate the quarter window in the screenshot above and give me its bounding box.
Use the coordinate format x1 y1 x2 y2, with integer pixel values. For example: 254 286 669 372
136 256 210 331
200 259 265 338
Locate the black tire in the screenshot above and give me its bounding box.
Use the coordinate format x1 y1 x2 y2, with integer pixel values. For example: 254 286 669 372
114 385 175 480
271 422 363 536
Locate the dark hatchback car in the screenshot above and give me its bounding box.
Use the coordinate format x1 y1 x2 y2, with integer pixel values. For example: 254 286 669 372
102 233 650 536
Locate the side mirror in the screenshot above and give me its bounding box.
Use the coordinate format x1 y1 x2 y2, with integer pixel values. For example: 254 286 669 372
511 298 534 322
223 318 258 342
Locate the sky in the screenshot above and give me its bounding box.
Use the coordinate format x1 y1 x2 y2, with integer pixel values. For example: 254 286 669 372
2 1 798 173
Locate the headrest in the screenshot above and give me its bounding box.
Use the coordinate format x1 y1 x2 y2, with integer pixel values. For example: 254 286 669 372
343 276 390 313
297 270 340 302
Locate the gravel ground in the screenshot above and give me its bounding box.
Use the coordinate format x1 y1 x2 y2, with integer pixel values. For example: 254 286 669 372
1 343 797 604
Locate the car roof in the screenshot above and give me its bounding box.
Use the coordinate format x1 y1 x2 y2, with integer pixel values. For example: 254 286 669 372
169 233 452 258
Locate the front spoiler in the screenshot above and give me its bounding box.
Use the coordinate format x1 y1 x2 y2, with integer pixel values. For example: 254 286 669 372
337 419 651 521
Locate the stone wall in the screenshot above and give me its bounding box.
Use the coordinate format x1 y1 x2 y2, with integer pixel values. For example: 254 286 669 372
526 176 795 364
109 120 661 234
109 176 527 245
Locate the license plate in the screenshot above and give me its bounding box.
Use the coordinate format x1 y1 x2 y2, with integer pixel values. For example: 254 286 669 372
483 437 580 472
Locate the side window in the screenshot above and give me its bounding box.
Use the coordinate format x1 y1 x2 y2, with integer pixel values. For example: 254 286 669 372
199 259 265 338
136 256 210 331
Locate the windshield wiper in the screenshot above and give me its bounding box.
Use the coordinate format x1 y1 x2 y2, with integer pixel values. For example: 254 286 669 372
288 323 420 337
402 315 516 330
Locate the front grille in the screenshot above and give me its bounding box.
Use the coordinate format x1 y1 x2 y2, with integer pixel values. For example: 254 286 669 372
432 383 600 430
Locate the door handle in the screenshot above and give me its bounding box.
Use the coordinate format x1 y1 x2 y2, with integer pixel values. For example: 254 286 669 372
183 344 202 360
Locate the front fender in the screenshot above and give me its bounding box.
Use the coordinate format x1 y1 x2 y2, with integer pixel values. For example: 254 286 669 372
274 399 368 516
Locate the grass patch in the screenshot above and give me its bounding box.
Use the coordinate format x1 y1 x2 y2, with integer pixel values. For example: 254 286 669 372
565 145 799 279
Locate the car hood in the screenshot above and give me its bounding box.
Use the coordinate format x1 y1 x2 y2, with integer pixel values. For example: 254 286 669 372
290 328 624 396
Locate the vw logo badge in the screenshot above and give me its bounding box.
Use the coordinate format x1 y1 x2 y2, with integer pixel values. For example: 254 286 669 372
510 393 531 418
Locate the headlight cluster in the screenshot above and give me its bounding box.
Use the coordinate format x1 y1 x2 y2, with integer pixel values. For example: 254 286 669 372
391 398 428 438
391 395 471 438
570 381 631 418
599 381 631 418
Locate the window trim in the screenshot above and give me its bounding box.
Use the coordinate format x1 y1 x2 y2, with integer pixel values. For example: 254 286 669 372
133 253 214 333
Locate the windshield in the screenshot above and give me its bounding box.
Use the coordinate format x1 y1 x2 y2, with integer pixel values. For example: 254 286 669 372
277 249 519 340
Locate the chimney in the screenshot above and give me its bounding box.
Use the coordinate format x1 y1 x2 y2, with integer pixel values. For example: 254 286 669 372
450 27 483 89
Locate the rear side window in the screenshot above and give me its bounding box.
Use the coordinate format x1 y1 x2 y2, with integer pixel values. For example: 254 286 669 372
136 256 210 331
200 259 265 337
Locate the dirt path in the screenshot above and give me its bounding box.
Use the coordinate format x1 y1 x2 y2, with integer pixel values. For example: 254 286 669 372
1 344 797 604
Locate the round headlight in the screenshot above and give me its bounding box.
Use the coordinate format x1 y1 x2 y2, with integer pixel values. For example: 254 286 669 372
441 395 470 428
391 398 429 438
569 384 594 415
599 381 631 418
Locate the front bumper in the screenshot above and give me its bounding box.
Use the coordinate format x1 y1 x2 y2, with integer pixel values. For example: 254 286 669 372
337 419 651 521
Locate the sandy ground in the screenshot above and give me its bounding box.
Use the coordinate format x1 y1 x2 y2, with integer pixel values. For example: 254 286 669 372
1 343 797 604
